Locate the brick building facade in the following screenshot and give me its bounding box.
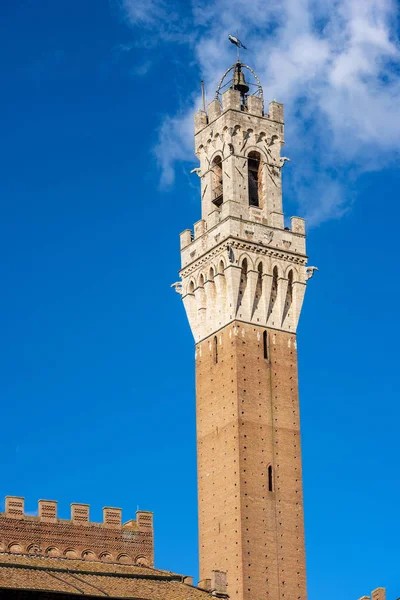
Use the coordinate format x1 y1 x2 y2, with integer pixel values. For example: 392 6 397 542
0 496 227 598
0 496 153 566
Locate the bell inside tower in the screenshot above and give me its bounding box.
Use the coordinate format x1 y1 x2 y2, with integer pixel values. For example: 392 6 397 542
232 62 250 110
215 61 264 115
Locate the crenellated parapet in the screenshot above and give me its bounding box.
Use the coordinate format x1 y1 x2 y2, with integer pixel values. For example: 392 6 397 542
0 496 153 566
358 588 386 600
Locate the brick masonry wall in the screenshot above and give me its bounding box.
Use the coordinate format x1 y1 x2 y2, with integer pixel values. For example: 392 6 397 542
0 499 153 567
196 321 307 600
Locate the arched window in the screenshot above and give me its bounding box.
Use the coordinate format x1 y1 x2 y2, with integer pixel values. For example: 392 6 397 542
211 156 223 208
268 266 278 319
217 260 227 311
213 335 218 364
268 465 274 492
282 269 294 323
207 267 216 305
253 262 263 314
263 330 268 359
248 151 263 207
237 258 248 312
272 267 278 300
287 270 293 303
288 270 293 300
240 259 248 284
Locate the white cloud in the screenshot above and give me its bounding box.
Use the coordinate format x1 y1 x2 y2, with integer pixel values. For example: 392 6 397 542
154 109 194 187
122 0 400 226
119 0 192 44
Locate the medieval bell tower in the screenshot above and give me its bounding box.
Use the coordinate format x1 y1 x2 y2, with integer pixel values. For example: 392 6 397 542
177 62 311 600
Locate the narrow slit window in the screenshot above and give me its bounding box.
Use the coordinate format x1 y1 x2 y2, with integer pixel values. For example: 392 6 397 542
211 156 223 208
214 335 218 364
263 330 268 359
268 465 273 492
248 151 262 207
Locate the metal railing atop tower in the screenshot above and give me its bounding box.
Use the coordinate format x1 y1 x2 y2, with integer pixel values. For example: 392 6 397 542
215 62 264 111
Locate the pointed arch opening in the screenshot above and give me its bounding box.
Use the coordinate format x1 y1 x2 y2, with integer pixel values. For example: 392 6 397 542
253 262 263 314
207 266 216 306
211 155 223 208
283 269 294 322
216 259 227 313
248 151 263 208
237 258 248 313
268 266 279 319
287 269 293 302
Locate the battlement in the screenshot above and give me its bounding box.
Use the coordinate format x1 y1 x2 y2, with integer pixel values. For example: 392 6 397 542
0 496 153 566
195 98 284 133
2 496 152 530
358 588 386 600
180 216 306 253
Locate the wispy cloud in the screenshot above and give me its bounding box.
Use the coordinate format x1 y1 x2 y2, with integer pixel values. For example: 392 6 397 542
119 0 192 44
121 0 400 226
120 0 170 27
131 60 152 76
154 109 194 187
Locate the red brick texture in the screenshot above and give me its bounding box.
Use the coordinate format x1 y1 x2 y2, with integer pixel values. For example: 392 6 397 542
196 322 307 600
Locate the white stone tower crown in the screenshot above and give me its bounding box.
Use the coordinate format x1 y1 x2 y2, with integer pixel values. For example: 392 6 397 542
179 62 310 342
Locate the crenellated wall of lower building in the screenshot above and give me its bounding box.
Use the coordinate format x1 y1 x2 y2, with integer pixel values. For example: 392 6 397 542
0 495 153 566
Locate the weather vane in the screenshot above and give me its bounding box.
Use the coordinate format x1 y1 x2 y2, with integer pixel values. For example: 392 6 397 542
228 32 247 61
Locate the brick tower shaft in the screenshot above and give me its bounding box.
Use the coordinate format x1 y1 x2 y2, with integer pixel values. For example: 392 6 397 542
196 324 306 600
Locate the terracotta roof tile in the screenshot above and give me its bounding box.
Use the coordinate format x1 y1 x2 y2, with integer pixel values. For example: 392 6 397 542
0 553 211 599
0 552 171 576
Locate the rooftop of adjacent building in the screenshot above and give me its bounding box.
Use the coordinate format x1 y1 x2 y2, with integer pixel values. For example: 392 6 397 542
0 552 228 599
0 495 228 599
358 588 387 600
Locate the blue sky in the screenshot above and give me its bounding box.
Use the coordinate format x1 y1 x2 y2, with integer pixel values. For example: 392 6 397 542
1 1 399 599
